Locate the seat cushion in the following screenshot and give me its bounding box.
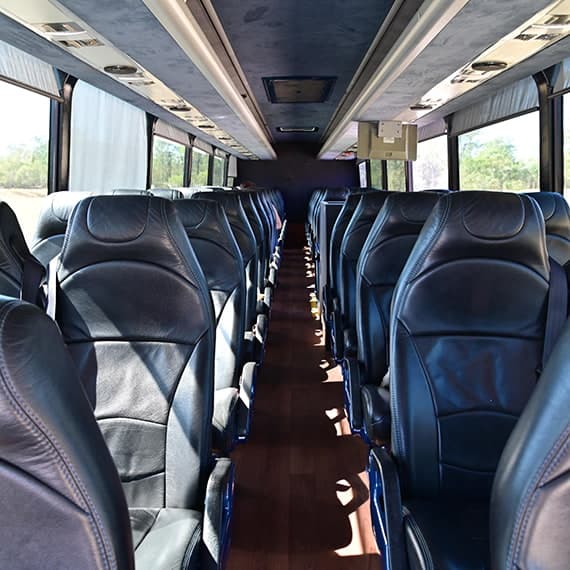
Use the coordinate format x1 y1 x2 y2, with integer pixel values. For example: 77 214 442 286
403 499 489 570
131 508 202 569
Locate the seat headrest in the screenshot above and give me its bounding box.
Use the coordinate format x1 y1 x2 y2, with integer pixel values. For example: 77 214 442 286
0 202 43 299
34 192 88 244
175 199 237 256
366 192 440 246
527 192 570 240
59 196 202 285
324 187 348 201
401 192 549 282
151 188 184 200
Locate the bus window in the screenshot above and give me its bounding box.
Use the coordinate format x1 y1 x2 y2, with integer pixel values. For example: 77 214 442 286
369 160 382 188
212 155 225 186
412 135 448 190
387 160 405 191
152 137 185 188
459 112 539 191
191 147 210 185
0 80 49 243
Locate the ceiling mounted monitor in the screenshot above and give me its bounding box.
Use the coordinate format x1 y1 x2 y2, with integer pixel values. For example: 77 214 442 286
263 76 336 104
276 126 319 133
357 121 417 161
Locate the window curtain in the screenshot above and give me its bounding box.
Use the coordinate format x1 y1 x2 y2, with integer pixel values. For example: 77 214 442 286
69 80 147 192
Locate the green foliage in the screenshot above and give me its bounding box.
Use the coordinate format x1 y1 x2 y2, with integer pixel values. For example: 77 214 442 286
369 159 382 188
152 138 185 188
0 137 48 189
387 160 406 191
191 150 209 185
459 133 539 191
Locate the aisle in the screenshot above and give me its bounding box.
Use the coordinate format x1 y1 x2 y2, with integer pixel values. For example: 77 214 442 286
228 247 380 570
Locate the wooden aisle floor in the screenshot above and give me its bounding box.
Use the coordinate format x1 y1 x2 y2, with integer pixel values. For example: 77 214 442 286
228 247 381 570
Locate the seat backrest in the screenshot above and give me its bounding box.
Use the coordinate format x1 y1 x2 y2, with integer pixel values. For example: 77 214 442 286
356 192 439 384
176 199 246 391
31 190 149 266
56 196 215 511
238 192 267 289
0 299 133 569
151 188 184 200
391 192 550 499
329 192 365 296
527 191 570 265
0 201 45 304
192 191 258 330
338 191 390 330
491 318 570 570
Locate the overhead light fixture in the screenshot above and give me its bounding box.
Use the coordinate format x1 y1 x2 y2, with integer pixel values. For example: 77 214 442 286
276 126 319 133
471 60 508 71
396 0 570 123
103 64 139 75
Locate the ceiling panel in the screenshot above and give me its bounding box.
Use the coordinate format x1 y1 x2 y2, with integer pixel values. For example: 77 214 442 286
211 0 395 143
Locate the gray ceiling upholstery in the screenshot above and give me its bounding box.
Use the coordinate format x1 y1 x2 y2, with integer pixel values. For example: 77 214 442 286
212 0 395 143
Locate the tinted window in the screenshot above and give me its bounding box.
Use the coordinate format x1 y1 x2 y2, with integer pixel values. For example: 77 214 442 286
191 148 210 185
412 135 448 190
0 80 49 243
152 137 185 188
212 156 225 186
387 160 405 191
459 112 539 191
370 160 382 188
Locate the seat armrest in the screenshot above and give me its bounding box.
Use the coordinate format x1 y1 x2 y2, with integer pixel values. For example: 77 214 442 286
212 388 239 453
255 313 268 345
331 305 344 361
343 356 364 432
361 386 391 446
343 327 357 357
203 457 235 570
237 361 258 440
368 447 407 570
243 331 262 364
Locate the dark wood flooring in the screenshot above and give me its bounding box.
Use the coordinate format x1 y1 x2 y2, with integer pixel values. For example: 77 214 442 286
228 247 381 570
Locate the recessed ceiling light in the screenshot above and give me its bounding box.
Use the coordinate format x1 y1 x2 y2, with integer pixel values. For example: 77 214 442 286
471 60 508 72
104 64 139 75
276 126 319 133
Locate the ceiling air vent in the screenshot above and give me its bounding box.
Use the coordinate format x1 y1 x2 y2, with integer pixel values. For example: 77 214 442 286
263 76 336 104
38 22 102 48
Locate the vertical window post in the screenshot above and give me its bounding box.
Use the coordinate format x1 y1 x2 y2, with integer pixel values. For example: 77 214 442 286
145 114 155 189
49 74 76 193
405 161 413 192
447 134 460 191
207 153 214 185
534 65 563 194
183 145 191 187
381 160 388 190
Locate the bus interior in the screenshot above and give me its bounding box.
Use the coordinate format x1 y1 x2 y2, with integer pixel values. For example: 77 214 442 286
0 0 569 569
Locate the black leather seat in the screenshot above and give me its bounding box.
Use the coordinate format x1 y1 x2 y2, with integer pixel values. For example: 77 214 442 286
343 192 439 437
368 191 554 569
0 298 135 569
325 192 365 348
55 196 233 568
528 191 570 265
31 190 149 266
0 201 45 306
176 198 256 448
151 188 184 200
192 191 266 361
334 191 390 359
491 318 570 569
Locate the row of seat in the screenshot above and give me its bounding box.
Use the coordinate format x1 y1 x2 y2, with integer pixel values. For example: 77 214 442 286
0 185 285 568
307 187 570 568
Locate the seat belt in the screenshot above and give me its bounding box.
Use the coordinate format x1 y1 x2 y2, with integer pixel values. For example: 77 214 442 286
542 258 568 371
46 256 59 320
20 258 45 306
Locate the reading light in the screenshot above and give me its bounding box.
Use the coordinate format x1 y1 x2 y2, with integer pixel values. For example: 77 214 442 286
409 103 434 111
103 64 139 75
471 60 508 71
